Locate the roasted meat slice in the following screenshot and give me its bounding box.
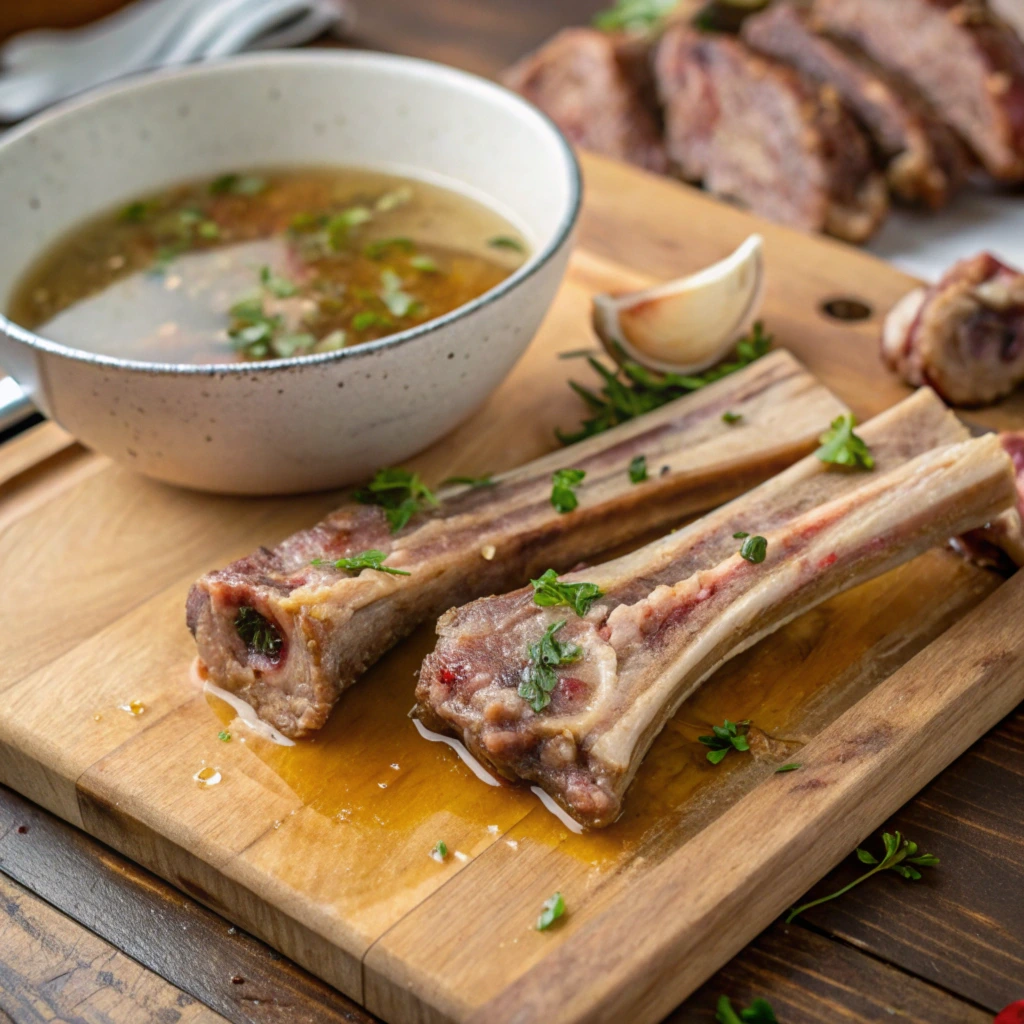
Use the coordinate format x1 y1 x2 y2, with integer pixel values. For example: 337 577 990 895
742 3 968 207
416 390 1018 828
814 0 1024 182
882 251 1024 406
188 351 845 738
501 28 668 174
653 26 888 243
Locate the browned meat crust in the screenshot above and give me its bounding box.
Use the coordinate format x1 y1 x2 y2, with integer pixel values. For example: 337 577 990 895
815 0 1024 181
882 251 1024 405
743 3 969 207
187 351 846 738
416 392 1016 827
653 25 888 242
501 28 668 173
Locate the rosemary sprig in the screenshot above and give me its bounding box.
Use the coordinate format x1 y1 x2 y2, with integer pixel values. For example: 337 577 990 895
786 830 939 923
557 323 772 445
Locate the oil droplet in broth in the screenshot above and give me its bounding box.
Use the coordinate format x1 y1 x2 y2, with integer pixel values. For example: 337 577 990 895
194 766 222 787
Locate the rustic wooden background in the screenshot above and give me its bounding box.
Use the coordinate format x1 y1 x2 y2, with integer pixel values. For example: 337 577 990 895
0 2 1021 1022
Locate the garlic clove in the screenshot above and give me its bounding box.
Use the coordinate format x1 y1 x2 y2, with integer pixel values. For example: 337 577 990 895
592 234 765 374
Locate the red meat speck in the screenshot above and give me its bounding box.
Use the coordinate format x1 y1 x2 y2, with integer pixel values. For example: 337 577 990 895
818 552 838 569
559 676 588 698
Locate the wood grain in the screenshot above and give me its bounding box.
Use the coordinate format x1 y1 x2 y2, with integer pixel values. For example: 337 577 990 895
0 154 1021 1024
0 784 376 1024
463 570 1024 1024
0 871 228 1024
797 707 1024 1013
667 922 993 1024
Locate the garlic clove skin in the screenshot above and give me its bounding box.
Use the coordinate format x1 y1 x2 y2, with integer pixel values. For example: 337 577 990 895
593 234 765 375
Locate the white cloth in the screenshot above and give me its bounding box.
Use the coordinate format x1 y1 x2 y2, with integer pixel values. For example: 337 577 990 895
0 0 352 122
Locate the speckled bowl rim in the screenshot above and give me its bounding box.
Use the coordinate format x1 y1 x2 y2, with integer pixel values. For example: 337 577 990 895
0 49 582 377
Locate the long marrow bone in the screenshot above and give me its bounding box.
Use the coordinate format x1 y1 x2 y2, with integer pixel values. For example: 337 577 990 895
415 391 1016 827
187 350 845 738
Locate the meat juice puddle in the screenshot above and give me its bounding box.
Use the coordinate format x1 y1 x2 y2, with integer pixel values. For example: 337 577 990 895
202 554 995 874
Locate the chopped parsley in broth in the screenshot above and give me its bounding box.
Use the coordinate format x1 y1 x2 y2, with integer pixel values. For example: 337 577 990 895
9 167 528 364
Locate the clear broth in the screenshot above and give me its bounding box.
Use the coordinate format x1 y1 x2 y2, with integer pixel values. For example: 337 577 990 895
9 167 528 364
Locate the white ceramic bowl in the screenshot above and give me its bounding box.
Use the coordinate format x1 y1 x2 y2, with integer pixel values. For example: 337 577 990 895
0 51 580 493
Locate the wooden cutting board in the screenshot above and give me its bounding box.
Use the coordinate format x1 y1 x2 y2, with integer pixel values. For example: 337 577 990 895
2 152 1023 1024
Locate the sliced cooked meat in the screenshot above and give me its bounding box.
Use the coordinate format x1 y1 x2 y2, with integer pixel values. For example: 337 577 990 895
501 28 668 173
653 25 888 242
187 351 845 738
814 0 1024 181
416 395 1016 828
742 3 968 207
882 251 1024 406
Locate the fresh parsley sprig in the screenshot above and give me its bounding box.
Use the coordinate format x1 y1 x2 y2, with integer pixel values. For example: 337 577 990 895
739 535 768 563
519 620 583 713
536 891 566 930
816 413 874 470
592 0 678 32
699 719 751 765
551 468 586 513
311 549 410 576
557 323 772 445
530 569 604 616
786 830 939 923
354 467 438 533
715 995 777 1024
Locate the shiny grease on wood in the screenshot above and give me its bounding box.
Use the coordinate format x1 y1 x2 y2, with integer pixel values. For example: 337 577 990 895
203 549 996 874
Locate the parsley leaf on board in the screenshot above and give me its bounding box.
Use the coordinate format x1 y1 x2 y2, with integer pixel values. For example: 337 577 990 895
551 468 586 513
519 620 583 713
715 995 778 1024
816 413 875 470
786 830 939 923
536 891 566 931
530 569 604 616
698 719 751 765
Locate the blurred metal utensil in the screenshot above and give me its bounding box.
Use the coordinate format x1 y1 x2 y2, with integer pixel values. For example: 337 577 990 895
0 0 351 121
0 376 32 433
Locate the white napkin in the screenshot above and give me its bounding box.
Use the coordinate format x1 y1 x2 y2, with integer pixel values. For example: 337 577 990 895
0 0 353 122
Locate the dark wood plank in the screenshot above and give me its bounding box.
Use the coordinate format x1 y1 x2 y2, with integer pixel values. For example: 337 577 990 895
791 707 1024 1014
666 922 991 1024
0 873 228 1024
0 786 376 1024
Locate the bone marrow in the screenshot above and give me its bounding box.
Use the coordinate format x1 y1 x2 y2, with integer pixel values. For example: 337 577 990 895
187 350 846 738
414 390 1017 828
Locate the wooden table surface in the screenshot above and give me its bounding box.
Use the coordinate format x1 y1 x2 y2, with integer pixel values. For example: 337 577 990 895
0 3 1021 1022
